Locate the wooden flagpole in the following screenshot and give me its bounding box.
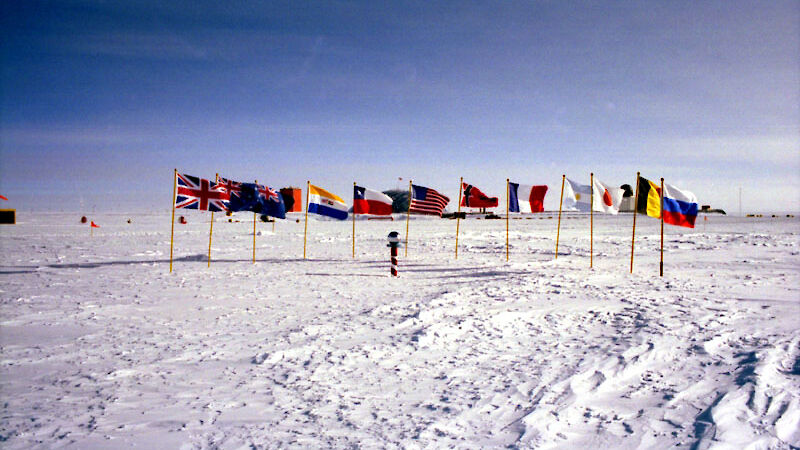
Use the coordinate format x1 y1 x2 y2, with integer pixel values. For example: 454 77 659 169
590 172 594 269
630 172 640 273
208 173 217 268
506 178 510 261
169 168 177 273
405 180 412 257
252 179 258 264
455 177 463 259
660 177 664 277
352 181 356 258
555 175 565 259
303 181 310 259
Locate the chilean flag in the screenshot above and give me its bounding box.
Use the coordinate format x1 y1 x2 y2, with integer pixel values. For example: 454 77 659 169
662 183 698 228
509 182 548 213
353 185 394 216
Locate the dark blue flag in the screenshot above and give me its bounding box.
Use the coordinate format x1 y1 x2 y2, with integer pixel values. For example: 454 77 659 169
225 181 286 219
228 183 261 213
256 184 286 219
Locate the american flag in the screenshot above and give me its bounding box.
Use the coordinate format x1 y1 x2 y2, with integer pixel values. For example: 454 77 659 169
410 184 449 216
175 173 229 211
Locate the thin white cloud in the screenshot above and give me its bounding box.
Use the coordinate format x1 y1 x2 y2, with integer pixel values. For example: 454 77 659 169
658 135 800 166
0 126 154 147
59 31 209 60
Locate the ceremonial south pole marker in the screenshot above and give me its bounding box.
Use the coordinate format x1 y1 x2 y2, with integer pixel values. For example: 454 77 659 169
387 231 400 277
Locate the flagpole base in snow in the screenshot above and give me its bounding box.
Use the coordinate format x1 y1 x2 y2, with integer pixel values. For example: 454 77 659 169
388 231 400 277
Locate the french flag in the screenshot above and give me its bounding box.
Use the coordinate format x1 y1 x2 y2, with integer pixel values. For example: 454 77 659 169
662 183 698 228
353 185 394 216
509 182 548 213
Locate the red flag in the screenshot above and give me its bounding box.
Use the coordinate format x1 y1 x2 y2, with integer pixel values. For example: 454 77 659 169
0 195 7 201
460 183 498 208
90 221 100 228
353 185 394 215
509 183 548 213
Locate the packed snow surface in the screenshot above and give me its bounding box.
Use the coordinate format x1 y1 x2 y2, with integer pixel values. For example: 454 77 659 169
1 212 799 449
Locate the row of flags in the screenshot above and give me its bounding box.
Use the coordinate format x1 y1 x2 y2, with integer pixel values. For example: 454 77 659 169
175 173 287 218
169 169 698 276
561 176 698 227
172 172 698 228
173 171 452 220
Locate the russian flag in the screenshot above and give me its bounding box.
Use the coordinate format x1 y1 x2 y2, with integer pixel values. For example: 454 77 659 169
353 186 394 216
662 183 698 228
509 182 548 213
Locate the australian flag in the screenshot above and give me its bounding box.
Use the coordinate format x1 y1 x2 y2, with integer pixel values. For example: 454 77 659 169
228 182 286 219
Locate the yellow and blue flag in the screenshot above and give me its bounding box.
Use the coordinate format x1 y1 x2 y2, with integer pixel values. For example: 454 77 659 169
308 184 348 220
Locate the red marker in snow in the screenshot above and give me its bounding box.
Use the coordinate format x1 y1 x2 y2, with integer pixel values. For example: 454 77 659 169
388 231 400 277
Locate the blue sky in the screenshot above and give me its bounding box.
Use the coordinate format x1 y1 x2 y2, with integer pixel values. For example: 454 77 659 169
1 1 798 213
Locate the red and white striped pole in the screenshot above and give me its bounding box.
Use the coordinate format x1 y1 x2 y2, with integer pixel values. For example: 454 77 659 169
388 231 400 277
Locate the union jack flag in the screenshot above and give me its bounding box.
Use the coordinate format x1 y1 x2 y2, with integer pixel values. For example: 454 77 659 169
257 184 280 203
257 184 286 219
175 173 229 211
218 177 243 200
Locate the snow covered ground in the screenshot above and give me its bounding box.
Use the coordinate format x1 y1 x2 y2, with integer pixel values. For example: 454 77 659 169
1 211 798 449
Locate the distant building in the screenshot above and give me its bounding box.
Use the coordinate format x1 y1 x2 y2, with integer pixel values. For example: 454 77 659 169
280 187 302 212
619 184 635 212
700 205 726 214
0 209 15 224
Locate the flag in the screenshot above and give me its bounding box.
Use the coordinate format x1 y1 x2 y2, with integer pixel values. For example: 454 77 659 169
564 177 622 214
0 195 7 201
564 178 592 212
636 176 661 219
461 183 498 208
218 177 243 203
175 173 229 211
257 184 286 219
663 183 698 228
509 183 548 213
90 221 99 228
227 182 260 212
354 185 394 216
592 178 623 214
308 184 348 220
226 182 287 219
410 184 450 216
